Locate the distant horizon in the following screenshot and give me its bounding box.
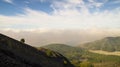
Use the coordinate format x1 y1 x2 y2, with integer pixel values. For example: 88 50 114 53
1 28 120 47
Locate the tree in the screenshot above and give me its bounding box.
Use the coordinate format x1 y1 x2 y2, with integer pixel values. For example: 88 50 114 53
20 38 25 43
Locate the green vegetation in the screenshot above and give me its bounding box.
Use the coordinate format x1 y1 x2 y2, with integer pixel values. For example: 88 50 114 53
42 44 120 67
63 60 68 64
39 48 58 57
80 37 120 52
20 38 25 43
2 33 120 67
80 61 94 67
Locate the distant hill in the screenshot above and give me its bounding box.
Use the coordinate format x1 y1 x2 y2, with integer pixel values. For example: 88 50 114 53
41 44 120 67
42 44 84 56
41 44 86 61
0 33 74 67
80 37 120 52
41 44 89 67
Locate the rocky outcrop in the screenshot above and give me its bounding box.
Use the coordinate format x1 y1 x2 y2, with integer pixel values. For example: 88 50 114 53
0 33 74 67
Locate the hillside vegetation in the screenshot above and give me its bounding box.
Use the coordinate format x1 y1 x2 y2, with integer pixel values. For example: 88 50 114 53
80 37 120 52
41 44 120 67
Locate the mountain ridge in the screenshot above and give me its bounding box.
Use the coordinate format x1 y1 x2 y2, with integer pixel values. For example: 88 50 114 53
79 36 120 52
0 33 74 67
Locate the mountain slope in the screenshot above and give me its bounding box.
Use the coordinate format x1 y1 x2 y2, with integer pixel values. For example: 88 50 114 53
80 37 120 52
41 44 88 66
42 44 84 56
41 44 87 61
41 44 120 67
0 33 74 67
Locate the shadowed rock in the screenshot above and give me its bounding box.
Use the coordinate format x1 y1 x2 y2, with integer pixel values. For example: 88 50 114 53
0 33 74 67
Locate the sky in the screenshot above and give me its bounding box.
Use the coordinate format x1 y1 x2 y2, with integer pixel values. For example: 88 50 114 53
0 0 120 46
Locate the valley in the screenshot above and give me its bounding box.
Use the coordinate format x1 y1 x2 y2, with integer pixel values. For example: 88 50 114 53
1 33 120 67
89 50 120 56
41 43 120 67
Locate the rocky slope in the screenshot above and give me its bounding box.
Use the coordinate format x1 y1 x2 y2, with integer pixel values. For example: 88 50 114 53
0 33 74 67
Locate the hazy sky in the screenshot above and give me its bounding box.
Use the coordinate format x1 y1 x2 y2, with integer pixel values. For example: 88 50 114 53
0 0 120 46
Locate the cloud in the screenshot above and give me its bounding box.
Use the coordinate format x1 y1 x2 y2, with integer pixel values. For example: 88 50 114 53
1 0 120 28
0 6 120 29
88 0 108 8
0 0 120 46
3 0 13 4
0 28 120 46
